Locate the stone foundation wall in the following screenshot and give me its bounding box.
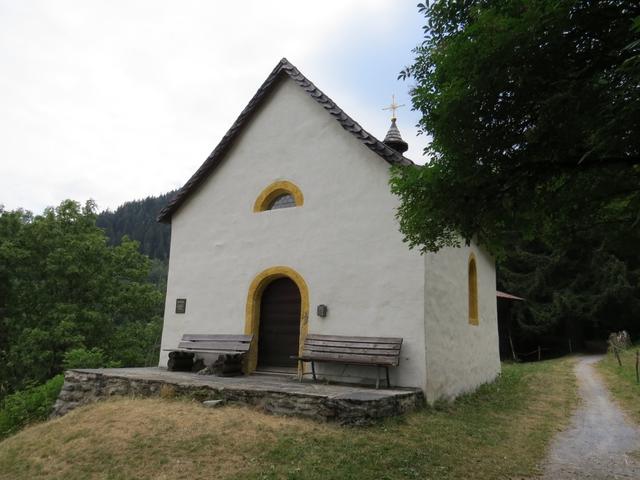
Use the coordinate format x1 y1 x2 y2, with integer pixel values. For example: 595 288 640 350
52 370 424 425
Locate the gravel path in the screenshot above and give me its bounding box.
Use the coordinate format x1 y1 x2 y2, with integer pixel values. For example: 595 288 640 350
542 355 640 479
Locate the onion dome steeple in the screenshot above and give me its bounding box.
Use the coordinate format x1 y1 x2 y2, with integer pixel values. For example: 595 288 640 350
382 95 409 154
384 118 408 154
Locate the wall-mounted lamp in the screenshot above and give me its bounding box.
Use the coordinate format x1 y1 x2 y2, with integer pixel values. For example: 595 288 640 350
316 304 328 317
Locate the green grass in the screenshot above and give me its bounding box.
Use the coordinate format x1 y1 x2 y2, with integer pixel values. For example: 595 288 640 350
240 358 577 480
597 348 640 423
0 359 577 480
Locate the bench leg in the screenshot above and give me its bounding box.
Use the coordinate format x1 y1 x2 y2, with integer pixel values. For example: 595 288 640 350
311 361 316 381
376 366 380 389
298 360 303 382
386 367 390 388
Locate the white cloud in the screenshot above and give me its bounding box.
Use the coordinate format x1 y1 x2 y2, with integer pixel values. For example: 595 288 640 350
0 0 427 213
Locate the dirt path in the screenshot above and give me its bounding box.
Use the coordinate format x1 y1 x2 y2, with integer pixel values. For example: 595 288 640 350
542 355 640 479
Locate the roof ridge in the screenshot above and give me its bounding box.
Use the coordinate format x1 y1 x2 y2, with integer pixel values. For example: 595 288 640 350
158 58 413 223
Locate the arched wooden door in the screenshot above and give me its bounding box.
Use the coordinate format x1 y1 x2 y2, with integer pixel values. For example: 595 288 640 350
258 277 301 369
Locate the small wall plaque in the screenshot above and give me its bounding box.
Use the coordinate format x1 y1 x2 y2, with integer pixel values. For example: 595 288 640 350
175 298 187 314
317 304 328 317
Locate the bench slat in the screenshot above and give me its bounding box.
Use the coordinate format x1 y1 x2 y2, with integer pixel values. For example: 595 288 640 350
306 334 402 344
181 334 252 342
304 345 400 356
304 339 401 350
299 352 399 366
170 349 247 355
178 340 251 352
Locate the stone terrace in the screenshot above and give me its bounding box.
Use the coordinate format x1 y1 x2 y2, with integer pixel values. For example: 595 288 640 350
52 368 425 425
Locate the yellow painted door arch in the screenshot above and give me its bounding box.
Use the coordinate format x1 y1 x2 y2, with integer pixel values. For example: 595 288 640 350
244 266 309 374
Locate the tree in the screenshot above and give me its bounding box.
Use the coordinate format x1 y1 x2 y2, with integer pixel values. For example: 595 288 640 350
391 1 640 342
96 191 175 261
498 233 640 342
391 1 640 256
0 200 163 397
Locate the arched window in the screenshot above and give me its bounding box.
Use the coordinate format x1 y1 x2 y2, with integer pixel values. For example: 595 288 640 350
253 181 304 212
269 193 296 210
468 254 479 326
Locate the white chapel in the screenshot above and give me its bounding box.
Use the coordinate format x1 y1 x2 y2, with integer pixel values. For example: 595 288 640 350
158 58 500 402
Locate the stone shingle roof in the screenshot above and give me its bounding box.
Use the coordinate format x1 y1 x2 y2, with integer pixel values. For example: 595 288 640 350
157 58 414 223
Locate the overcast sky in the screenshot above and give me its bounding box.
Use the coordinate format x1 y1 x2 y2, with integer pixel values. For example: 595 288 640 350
0 1 429 214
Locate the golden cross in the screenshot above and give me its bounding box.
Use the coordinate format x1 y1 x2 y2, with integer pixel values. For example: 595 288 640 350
382 94 405 120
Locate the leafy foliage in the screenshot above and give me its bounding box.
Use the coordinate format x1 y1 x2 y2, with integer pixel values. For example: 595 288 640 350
62 347 114 370
392 1 640 254
0 375 63 439
0 200 163 398
392 1 640 340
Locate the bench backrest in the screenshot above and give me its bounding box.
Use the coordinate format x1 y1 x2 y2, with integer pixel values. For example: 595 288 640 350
178 334 253 354
302 334 403 367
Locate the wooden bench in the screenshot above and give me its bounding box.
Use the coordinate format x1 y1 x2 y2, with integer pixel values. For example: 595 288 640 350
164 334 253 373
294 334 403 388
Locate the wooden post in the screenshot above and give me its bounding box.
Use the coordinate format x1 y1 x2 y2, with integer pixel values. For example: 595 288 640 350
636 350 639 384
508 331 518 362
614 346 622 367
538 345 541 362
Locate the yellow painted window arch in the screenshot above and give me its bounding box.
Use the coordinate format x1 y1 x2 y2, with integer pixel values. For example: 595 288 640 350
468 254 479 326
253 180 304 212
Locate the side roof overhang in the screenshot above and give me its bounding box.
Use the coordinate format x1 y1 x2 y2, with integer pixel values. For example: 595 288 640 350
496 291 525 301
157 57 414 223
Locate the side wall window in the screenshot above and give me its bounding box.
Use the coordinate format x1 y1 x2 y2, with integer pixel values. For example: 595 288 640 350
468 254 479 326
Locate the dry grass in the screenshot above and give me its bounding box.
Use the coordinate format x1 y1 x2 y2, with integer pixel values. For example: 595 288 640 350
0 399 327 480
597 348 640 423
0 358 578 480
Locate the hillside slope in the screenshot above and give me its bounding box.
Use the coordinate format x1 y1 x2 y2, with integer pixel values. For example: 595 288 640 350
0 360 577 480
97 191 176 261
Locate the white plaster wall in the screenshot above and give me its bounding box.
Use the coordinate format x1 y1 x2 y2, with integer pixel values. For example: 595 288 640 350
423 244 500 402
160 77 426 389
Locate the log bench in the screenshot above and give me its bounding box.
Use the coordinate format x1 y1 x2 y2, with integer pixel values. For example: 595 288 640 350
293 334 403 388
164 334 253 374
